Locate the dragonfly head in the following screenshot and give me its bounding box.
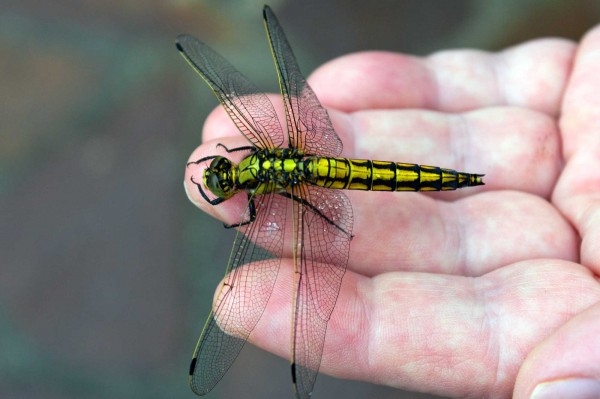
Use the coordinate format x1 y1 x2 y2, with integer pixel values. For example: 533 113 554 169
204 156 235 200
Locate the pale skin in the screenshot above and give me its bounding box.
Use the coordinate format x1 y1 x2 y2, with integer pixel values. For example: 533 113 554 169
185 26 600 398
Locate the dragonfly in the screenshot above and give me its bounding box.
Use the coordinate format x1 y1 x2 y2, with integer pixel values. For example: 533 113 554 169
176 5 484 399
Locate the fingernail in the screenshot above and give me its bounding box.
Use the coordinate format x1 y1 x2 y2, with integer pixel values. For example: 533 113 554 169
530 378 600 399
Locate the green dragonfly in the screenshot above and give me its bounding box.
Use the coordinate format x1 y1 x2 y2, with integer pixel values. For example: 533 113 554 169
176 5 483 398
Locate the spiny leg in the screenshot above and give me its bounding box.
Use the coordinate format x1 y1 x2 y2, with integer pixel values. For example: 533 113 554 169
216 143 256 153
186 154 219 168
277 191 352 237
185 144 254 169
190 175 225 206
223 194 257 229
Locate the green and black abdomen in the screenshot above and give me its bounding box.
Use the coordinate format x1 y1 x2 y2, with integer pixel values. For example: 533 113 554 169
307 157 484 192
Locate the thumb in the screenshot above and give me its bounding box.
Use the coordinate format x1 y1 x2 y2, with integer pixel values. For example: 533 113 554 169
514 301 600 398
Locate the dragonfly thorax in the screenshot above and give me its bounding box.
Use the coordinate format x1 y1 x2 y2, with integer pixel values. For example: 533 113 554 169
203 149 309 200
236 148 308 194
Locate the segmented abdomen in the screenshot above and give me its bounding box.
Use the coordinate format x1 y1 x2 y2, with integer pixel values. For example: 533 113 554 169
308 157 484 191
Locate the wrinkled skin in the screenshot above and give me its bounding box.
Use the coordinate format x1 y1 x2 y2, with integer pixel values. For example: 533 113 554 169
185 26 600 399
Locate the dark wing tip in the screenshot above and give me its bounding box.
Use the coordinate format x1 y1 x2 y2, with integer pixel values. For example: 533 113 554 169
175 34 190 52
175 34 198 52
263 4 272 17
188 356 198 376
291 362 297 383
263 4 277 22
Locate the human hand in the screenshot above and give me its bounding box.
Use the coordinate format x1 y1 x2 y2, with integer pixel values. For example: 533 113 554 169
185 26 600 398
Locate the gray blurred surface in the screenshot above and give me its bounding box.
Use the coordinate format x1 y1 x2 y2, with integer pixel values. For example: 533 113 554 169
1 0 599 398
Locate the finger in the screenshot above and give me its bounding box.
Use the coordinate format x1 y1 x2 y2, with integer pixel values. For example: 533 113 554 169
184 97 284 224
200 94 288 144
346 107 561 198
245 259 600 398
185 172 576 278
554 24 600 275
196 97 563 198
514 302 600 399
185 106 573 278
187 103 561 213
309 39 575 115
184 135 250 225
347 190 578 277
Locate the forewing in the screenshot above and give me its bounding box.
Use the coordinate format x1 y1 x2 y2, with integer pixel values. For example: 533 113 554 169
176 34 283 149
263 6 343 157
290 185 353 398
189 191 287 395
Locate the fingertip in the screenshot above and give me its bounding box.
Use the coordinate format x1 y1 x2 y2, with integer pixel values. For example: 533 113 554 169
202 106 241 143
529 379 600 399
514 302 600 399
201 93 285 143
577 22 600 50
309 51 435 112
184 137 251 224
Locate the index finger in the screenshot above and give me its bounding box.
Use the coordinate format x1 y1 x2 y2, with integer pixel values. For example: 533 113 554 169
553 24 600 274
309 39 574 115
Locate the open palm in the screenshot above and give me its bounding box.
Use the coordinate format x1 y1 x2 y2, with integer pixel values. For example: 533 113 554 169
185 26 600 398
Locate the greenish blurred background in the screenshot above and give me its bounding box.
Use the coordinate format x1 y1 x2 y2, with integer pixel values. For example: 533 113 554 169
1 1 599 398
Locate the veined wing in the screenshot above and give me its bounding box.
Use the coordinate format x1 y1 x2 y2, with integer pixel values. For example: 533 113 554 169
176 34 284 149
263 6 343 157
189 190 287 394
290 185 353 398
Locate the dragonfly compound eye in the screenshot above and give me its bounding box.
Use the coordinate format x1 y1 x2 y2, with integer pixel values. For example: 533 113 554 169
203 156 235 199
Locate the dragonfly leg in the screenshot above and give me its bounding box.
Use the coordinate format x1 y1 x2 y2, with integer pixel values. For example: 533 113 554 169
216 143 256 153
190 175 225 206
185 143 254 169
186 154 220 168
277 192 351 237
223 194 256 228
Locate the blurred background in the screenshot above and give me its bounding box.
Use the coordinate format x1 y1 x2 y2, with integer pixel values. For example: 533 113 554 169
1 0 599 398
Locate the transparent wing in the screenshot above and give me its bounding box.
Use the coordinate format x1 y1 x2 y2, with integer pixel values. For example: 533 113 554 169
290 185 353 398
176 34 284 149
188 191 287 395
263 6 343 157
